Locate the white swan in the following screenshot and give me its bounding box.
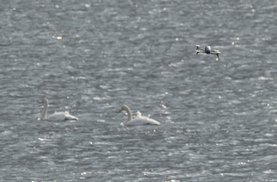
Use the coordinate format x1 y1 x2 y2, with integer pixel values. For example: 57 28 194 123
39 98 79 121
119 105 160 126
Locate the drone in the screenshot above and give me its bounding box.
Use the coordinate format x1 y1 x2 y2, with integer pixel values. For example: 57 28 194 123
195 45 220 58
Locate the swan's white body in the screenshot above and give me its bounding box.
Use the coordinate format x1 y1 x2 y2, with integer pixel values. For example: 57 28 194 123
39 98 78 121
119 105 160 126
195 45 220 57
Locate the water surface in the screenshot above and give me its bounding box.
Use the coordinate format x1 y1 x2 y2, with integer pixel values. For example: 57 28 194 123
1 0 277 181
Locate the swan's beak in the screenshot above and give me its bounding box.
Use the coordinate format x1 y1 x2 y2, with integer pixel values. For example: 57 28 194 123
119 108 123 113
37 99 44 103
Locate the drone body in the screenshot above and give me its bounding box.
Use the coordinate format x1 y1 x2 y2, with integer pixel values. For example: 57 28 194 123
195 45 220 58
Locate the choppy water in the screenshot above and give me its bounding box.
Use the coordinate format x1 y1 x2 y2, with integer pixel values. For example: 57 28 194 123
1 0 277 181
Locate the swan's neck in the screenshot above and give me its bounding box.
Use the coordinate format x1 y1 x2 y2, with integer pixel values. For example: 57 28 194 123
124 107 133 124
41 100 48 119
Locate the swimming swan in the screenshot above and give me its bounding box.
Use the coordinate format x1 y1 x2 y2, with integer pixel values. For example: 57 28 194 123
195 45 220 58
119 105 160 126
39 98 79 121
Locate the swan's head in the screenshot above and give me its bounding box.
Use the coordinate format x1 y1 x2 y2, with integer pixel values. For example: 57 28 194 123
195 45 200 50
119 105 130 112
39 98 48 104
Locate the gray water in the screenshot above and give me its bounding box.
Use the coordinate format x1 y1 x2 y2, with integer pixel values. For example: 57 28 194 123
1 0 277 181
